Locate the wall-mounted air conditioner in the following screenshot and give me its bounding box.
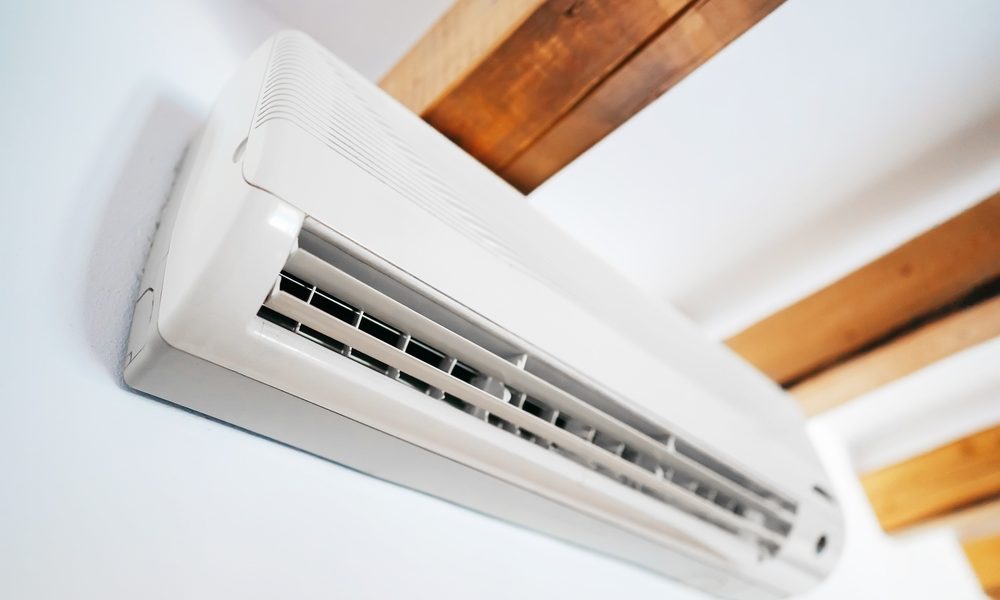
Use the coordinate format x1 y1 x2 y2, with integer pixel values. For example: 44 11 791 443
125 31 842 599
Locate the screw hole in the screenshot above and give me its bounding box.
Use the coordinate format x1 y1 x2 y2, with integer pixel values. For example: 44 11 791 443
816 534 828 555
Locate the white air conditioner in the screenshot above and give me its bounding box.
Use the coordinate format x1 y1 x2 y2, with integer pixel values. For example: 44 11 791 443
125 31 842 599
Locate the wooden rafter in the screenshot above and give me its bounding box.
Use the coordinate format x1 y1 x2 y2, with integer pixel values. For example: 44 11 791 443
789 293 1000 416
382 0 786 193
727 193 1000 387
964 533 1000 598
860 425 1000 533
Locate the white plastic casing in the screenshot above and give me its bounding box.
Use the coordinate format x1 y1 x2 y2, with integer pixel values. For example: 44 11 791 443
124 31 842 599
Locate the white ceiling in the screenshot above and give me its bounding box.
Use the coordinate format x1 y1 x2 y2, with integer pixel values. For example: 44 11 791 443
529 0 1000 338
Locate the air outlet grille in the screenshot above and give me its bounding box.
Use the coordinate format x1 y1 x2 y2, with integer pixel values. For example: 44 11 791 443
256 247 800 556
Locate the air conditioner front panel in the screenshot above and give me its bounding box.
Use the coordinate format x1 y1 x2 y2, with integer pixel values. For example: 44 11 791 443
133 184 820 591
240 40 822 480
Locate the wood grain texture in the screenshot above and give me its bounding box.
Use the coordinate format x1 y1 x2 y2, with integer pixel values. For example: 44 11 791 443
500 0 784 191
861 425 1000 532
790 294 1000 416
727 193 1000 385
380 0 545 116
899 497 1000 540
381 0 785 192
964 533 1000 598
420 0 692 173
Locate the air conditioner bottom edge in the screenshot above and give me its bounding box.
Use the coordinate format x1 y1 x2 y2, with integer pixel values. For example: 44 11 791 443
123 292 781 600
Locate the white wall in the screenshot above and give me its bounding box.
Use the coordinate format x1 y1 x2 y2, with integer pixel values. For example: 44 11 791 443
0 1 989 599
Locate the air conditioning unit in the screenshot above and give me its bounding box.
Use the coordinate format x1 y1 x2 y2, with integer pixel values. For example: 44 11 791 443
125 31 842 599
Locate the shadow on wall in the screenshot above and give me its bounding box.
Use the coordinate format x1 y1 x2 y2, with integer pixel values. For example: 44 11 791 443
80 88 201 388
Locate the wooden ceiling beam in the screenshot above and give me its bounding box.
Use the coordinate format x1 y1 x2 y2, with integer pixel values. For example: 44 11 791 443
727 193 1000 386
789 293 1000 416
964 533 1000 599
499 0 784 191
381 0 786 193
860 425 1000 533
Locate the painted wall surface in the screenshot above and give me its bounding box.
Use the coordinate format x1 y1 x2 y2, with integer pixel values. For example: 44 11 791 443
0 1 989 599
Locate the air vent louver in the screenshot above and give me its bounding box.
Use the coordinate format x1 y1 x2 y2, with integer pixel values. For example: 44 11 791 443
256 241 799 557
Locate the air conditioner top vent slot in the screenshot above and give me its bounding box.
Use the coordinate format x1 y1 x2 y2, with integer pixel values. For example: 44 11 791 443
253 33 528 274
